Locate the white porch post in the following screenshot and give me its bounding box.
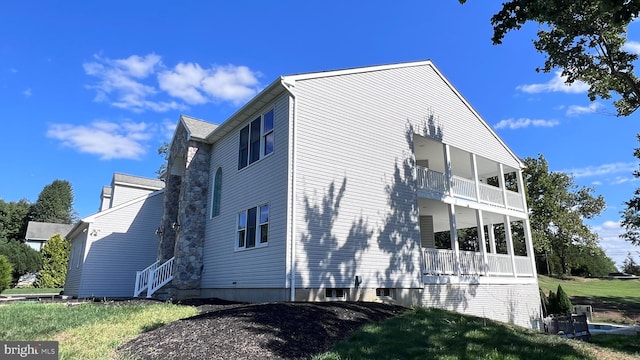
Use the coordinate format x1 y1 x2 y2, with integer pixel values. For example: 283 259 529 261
498 163 508 207
523 218 538 277
487 223 496 254
504 215 518 278
476 209 488 275
443 144 453 196
448 203 460 276
516 169 527 207
471 153 481 202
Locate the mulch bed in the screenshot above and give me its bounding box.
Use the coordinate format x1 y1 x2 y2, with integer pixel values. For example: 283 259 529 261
116 299 408 360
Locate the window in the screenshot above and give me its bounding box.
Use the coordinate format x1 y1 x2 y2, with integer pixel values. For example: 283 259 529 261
325 288 346 299
376 288 394 298
237 204 269 249
238 108 275 170
211 168 222 218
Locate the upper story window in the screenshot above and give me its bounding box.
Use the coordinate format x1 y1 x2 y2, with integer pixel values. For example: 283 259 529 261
236 203 269 250
211 167 222 218
238 108 275 170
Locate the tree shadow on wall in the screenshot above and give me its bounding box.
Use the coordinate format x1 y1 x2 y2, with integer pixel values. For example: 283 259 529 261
301 178 373 293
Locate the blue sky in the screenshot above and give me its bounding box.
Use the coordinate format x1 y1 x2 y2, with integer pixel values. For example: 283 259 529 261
1 1 639 268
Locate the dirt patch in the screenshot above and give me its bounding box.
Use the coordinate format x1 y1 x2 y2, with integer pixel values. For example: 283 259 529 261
116 300 407 360
572 296 640 324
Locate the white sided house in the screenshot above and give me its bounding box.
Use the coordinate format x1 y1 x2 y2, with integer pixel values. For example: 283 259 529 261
64 174 165 298
131 60 542 329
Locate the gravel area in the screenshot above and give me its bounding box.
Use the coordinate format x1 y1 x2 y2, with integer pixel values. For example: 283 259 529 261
116 299 408 360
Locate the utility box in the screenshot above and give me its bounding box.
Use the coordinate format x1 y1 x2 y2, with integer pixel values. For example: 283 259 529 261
574 305 593 322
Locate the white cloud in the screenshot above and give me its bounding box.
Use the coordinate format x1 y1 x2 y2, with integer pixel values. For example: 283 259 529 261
561 162 636 178
158 63 261 105
9 68 17 73
22 88 32 97
623 40 640 54
84 53 261 111
46 121 153 160
494 118 560 130
592 220 639 268
516 71 589 94
566 102 603 116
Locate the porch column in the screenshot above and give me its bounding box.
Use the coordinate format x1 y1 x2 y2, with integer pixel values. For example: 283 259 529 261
516 169 527 210
476 209 488 276
497 163 508 207
504 215 518 278
448 203 461 276
487 223 496 254
523 218 538 277
471 153 481 202
443 144 453 196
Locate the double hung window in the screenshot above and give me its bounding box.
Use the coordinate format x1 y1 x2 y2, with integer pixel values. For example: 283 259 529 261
237 204 269 249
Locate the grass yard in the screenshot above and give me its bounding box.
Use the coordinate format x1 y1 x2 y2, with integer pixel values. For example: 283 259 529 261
0 302 197 359
1 287 62 295
314 307 638 360
538 275 640 307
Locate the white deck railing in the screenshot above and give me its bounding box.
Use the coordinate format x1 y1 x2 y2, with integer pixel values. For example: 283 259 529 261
134 260 159 297
422 248 534 278
134 257 175 298
416 166 525 212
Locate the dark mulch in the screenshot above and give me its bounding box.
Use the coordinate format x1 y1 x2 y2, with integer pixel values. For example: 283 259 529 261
116 299 408 360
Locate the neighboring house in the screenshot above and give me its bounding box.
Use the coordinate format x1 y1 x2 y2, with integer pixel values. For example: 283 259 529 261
24 221 74 251
63 173 164 298
92 60 540 329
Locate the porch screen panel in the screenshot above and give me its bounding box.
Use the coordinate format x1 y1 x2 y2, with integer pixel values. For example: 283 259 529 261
420 216 435 248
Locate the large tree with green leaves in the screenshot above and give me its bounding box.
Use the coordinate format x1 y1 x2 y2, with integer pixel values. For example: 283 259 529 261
0 199 31 241
460 0 640 116
524 155 606 275
29 180 76 224
621 136 640 245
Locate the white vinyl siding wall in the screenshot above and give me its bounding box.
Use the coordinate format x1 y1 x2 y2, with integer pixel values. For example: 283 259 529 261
110 185 160 208
291 64 520 289
63 233 88 297
75 192 162 298
202 95 289 288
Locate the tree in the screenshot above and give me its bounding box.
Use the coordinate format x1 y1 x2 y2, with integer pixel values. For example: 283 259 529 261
29 180 75 224
156 141 170 179
33 234 70 288
569 244 616 277
0 199 31 241
621 136 640 245
0 239 42 283
523 155 606 275
460 0 640 116
621 252 640 275
0 255 13 292
556 285 574 314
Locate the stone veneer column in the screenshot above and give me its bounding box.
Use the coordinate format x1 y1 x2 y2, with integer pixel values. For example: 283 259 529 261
157 174 181 262
172 141 210 290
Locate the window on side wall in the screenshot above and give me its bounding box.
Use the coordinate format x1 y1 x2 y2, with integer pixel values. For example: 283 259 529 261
211 167 222 218
236 203 269 250
238 108 275 170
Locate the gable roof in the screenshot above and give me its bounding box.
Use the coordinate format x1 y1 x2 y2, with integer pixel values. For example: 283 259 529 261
180 115 219 141
112 173 165 190
25 221 74 241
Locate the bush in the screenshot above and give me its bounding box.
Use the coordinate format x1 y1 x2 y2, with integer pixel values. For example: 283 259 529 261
0 255 13 292
0 239 42 282
33 234 70 288
539 288 550 317
556 285 573 314
547 290 558 315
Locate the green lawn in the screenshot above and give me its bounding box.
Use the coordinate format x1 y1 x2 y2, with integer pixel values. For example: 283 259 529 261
314 307 637 360
0 302 198 359
1 287 62 295
538 275 640 309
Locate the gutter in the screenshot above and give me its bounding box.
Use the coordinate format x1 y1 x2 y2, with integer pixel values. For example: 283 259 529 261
281 78 298 302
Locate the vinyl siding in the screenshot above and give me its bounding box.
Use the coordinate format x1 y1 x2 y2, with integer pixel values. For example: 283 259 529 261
64 233 87 297
76 192 162 298
201 94 289 288
422 282 543 329
110 185 158 208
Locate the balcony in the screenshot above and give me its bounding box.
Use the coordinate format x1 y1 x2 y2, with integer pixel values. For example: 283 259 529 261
422 248 534 278
416 166 525 212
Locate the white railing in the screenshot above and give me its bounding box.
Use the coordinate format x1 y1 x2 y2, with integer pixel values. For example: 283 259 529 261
416 166 447 194
478 183 504 207
506 190 525 211
452 175 476 200
514 256 534 276
423 249 534 279
147 257 175 298
134 260 159 297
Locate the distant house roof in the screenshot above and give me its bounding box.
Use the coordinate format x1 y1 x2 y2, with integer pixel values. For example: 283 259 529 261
25 221 75 241
112 173 165 190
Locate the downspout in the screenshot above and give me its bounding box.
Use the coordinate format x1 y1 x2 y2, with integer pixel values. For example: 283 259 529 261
281 78 298 302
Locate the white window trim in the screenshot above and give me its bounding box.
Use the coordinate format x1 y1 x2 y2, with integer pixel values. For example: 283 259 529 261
235 202 270 251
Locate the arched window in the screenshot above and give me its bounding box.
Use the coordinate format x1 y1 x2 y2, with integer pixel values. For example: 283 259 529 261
211 167 222 217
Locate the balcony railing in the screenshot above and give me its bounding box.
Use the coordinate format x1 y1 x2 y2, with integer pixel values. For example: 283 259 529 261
416 166 525 211
422 248 534 278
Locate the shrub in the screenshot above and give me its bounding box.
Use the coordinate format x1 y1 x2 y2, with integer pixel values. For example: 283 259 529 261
556 285 573 314
33 234 70 288
0 239 42 282
539 288 550 317
0 255 13 292
547 290 558 315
